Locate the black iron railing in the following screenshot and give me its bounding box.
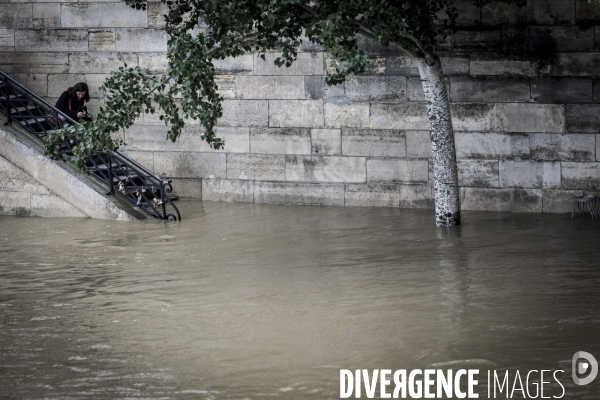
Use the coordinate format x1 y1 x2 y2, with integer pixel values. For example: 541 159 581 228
0 70 180 221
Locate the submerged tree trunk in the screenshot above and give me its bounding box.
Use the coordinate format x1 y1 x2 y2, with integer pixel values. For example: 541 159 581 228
417 55 461 227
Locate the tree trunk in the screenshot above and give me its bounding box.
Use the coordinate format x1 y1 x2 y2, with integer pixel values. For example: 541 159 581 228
417 55 461 226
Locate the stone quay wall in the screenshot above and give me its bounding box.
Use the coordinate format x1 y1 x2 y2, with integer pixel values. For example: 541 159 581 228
1 0 600 214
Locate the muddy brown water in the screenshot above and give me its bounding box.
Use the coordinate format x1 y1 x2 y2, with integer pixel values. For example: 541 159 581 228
1 201 599 399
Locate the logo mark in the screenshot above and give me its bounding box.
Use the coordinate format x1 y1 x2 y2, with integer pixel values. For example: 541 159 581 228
572 351 598 386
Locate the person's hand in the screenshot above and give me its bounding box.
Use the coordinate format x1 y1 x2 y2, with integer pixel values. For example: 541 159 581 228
77 112 85 118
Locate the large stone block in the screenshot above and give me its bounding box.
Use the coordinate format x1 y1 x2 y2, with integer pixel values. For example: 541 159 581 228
367 158 429 183
458 160 499 187
148 2 168 29
451 103 495 132
213 55 254 74
342 129 406 157
61 4 147 28
327 54 386 75
254 182 345 206
406 131 431 158
542 189 584 213
235 76 304 99
356 35 391 55
370 103 428 130
566 104 600 133
124 125 186 152
304 76 345 100
254 52 323 76
183 126 249 153
285 155 366 183
30 194 86 218
89 29 115 52
202 178 254 203
454 0 482 26
165 178 202 200
481 1 533 25
139 53 168 74
226 154 285 181
499 160 561 189
533 0 575 24
575 0 600 23
386 55 419 76
502 25 528 54
0 5 33 29
15 29 88 52
455 132 529 159
363 56 387 75
530 133 595 161
453 30 502 52
449 77 530 103
460 187 543 212
269 100 324 128
0 191 31 216
324 102 369 128
219 100 268 127
11 74 48 97
495 103 565 133
529 26 594 53
344 76 406 102
399 184 434 209
345 183 400 207
115 28 168 52
1 52 69 74
440 56 470 75
33 4 61 29
0 29 14 49
249 127 311 155
554 53 600 76
406 77 425 102
82 73 110 98
531 78 592 104
218 74 239 99
470 53 535 77
561 162 600 190
68 52 138 74
311 129 341 156
154 152 227 179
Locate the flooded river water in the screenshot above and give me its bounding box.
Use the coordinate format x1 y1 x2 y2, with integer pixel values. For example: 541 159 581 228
1 201 599 399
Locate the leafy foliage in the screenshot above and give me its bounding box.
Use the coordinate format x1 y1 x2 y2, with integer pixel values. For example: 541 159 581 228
45 0 525 169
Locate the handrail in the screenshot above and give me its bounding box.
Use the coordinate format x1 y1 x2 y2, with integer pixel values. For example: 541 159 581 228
0 70 181 221
0 71 78 126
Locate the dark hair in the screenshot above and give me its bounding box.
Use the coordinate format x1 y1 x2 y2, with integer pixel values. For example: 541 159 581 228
68 82 90 102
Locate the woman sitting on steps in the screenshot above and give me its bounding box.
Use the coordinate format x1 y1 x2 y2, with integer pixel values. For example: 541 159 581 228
56 82 92 123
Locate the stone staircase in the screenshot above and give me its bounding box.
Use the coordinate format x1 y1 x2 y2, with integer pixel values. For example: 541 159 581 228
0 71 180 221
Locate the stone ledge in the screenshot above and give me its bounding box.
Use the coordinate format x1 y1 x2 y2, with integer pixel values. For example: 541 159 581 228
202 178 253 203
542 189 585 213
345 183 400 207
461 187 543 213
254 181 344 206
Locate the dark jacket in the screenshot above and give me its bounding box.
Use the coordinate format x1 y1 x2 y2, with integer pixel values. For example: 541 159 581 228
56 91 86 121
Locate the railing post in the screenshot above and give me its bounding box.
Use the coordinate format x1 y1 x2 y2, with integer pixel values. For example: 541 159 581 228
106 153 115 195
3 78 12 126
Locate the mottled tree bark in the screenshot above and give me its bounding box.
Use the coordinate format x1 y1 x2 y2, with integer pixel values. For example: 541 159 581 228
417 55 461 226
